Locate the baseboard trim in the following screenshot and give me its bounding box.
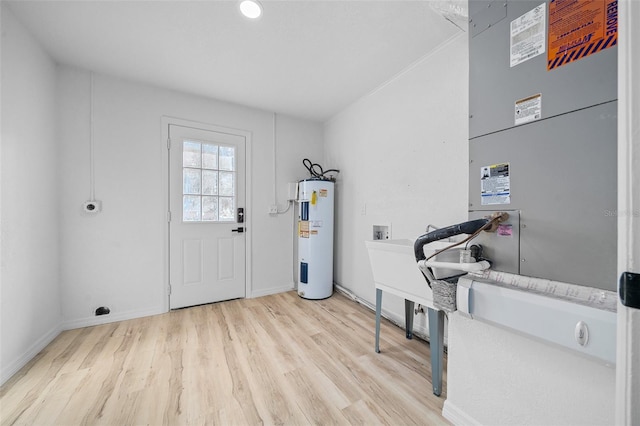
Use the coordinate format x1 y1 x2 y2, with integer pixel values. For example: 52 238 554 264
334 283 433 343
1 322 63 386
62 306 166 330
443 400 482 426
250 283 295 299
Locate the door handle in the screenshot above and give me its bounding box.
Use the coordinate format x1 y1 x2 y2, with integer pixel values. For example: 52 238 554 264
231 227 244 233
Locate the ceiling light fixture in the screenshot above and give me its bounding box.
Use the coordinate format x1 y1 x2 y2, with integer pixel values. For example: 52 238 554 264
239 0 262 19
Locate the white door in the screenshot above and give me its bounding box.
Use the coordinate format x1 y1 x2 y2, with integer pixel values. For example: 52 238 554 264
169 124 246 309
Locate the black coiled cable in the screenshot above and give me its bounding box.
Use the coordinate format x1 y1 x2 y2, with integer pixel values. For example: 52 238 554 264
303 158 340 180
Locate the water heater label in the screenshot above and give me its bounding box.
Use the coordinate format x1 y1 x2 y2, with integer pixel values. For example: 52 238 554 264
515 93 542 125
481 163 511 205
510 3 546 67
547 0 618 70
299 221 309 238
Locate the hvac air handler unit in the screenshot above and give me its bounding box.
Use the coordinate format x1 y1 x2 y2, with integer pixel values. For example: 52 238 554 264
467 0 618 290
297 178 335 299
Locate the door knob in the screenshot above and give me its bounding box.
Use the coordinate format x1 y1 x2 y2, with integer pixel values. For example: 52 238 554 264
231 227 244 233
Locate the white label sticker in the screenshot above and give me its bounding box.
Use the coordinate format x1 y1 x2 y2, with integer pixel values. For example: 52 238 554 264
510 3 546 67
481 163 511 205
515 93 542 125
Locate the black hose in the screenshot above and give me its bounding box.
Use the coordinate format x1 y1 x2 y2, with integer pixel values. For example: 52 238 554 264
303 158 340 180
413 218 490 262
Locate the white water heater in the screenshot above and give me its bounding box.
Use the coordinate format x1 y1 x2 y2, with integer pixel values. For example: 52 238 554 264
297 178 335 299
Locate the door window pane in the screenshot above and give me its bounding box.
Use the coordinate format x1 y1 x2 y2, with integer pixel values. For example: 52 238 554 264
181 140 237 222
219 197 235 221
219 146 235 171
202 170 218 195
202 144 218 169
202 196 218 221
183 196 201 222
183 141 201 167
219 172 234 196
183 168 201 194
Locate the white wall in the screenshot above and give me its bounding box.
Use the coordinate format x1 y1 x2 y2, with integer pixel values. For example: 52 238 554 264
325 29 616 426
1 6 62 383
57 67 323 327
324 32 470 330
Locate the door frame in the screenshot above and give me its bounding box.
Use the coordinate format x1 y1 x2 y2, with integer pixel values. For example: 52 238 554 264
161 116 253 311
616 0 639 422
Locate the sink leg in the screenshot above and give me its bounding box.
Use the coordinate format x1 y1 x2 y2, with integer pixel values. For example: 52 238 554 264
428 307 445 396
405 299 414 339
375 289 382 353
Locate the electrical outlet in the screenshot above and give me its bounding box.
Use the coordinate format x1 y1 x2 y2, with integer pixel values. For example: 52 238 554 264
268 205 278 214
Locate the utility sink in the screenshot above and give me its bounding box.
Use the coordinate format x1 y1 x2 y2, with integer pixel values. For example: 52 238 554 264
365 238 457 397
365 239 459 306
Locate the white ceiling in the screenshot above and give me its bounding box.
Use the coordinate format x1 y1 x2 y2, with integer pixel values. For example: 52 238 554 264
6 0 463 122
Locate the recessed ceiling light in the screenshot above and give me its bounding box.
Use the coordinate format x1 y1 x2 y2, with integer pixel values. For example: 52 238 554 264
239 0 262 19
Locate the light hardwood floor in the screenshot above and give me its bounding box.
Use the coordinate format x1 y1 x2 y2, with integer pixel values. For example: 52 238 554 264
0 291 448 425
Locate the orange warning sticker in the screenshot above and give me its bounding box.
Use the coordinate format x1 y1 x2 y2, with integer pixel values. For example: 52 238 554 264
319 189 328 197
547 0 618 71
